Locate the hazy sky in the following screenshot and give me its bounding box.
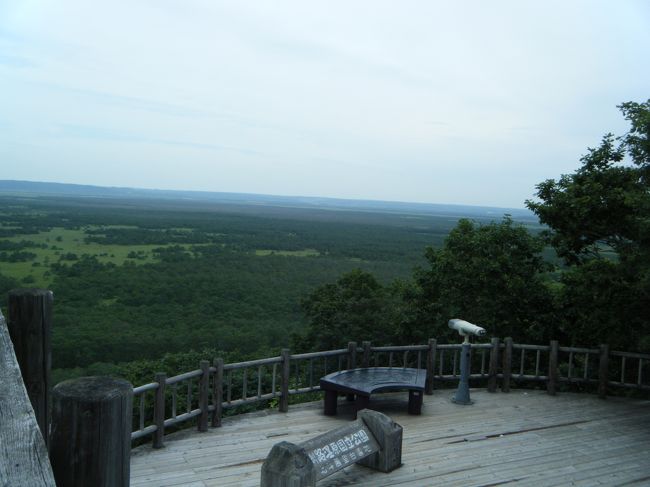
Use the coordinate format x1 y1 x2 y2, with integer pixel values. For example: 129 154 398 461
1 1 649 208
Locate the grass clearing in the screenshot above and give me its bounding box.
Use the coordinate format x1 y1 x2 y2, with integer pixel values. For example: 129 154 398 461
0 227 196 287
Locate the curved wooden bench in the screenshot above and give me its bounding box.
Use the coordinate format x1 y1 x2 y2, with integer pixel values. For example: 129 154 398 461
320 367 426 417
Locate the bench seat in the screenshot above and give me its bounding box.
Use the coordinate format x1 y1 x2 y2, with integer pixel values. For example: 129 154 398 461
319 367 426 417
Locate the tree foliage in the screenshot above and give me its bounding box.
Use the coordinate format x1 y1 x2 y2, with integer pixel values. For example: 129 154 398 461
527 99 650 348
404 217 554 343
297 218 555 349
527 133 643 264
295 269 401 351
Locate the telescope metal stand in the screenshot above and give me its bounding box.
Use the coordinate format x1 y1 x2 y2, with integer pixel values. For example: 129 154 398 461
452 342 473 405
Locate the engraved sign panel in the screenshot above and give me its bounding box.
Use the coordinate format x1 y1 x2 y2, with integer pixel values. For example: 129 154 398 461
300 420 379 480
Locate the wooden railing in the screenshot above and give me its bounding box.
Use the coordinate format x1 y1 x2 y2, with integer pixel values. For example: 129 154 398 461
0 308 56 486
130 338 650 448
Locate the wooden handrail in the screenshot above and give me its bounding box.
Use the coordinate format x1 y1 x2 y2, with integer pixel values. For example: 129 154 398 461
0 309 56 486
129 339 650 447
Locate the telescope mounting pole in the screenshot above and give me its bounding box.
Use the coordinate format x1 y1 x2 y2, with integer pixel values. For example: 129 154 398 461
452 335 473 405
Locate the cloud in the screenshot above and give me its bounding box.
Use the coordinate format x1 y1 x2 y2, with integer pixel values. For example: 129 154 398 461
1 0 649 207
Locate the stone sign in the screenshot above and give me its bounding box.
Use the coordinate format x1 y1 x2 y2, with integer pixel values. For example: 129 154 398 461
301 421 379 480
261 409 402 487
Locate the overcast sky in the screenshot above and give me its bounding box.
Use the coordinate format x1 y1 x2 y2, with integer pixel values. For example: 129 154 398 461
1 1 648 208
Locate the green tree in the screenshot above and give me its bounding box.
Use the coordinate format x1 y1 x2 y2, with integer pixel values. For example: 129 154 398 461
404 217 555 343
526 132 644 264
294 269 399 351
526 99 650 349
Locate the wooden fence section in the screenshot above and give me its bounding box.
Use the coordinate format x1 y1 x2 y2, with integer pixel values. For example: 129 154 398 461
130 339 650 448
0 308 56 486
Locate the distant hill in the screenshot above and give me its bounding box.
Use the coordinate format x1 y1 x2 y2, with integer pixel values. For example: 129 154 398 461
0 179 536 222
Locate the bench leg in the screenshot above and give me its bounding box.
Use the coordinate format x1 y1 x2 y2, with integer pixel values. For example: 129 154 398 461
408 390 423 415
354 395 370 419
324 390 338 415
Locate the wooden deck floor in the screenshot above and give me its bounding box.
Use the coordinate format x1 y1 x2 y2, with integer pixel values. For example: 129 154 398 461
130 390 650 486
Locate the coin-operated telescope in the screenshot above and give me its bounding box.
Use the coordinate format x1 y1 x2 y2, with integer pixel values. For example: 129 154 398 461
449 319 486 342
448 319 486 405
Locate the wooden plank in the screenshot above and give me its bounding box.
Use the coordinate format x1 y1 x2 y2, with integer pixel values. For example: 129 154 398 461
153 372 166 448
487 337 499 392
7 288 53 443
599 343 610 398
279 349 290 413
0 308 56 486
425 338 436 394
502 337 513 392
547 340 559 395
198 360 209 432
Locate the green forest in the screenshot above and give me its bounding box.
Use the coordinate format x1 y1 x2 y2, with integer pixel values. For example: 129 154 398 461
1 99 648 389
0 185 520 384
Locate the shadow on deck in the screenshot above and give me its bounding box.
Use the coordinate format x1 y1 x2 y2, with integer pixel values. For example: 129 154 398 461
130 390 650 486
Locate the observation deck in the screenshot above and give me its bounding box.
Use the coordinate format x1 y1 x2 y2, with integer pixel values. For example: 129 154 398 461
130 389 650 486
3 294 649 487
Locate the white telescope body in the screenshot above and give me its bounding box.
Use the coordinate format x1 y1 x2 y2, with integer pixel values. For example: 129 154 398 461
448 319 486 338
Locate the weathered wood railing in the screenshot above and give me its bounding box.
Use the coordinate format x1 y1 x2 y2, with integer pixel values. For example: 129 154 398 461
0 307 56 486
130 338 650 448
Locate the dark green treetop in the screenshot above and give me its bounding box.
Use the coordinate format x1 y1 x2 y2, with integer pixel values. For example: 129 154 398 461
527 99 650 348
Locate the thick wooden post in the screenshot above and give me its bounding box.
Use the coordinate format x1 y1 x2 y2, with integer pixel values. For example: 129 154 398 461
425 338 437 395
211 358 224 427
347 342 357 369
362 341 371 368
153 372 166 448
7 288 53 445
50 376 132 487
279 349 290 413
487 337 500 392
502 337 513 392
547 340 559 396
198 360 210 432
598 344 610 399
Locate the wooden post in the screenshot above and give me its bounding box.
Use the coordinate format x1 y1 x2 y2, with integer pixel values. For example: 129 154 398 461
502 337 513 393
425 338 437 395
598 344 609 399
362 341 371 368
198 360 209 432
7 288 53 445
547 340 559 396
50 376 132 487
487 337 500 392
211 358 224 427
153 372 166 448
279 349 290 413
347 341 357 370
